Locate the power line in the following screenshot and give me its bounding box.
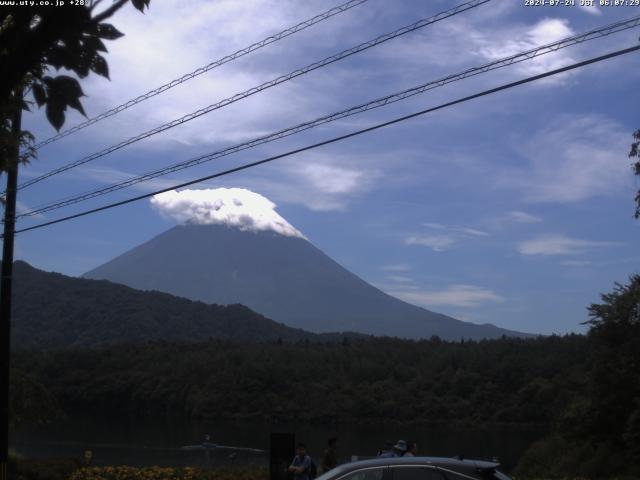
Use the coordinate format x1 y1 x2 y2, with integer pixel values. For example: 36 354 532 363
10 44 640 237
16 0 490 192
33 0 369 150
16 14 640 219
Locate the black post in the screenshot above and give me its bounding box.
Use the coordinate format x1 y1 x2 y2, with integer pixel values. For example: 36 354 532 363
0 93 22 480
270 432 295 480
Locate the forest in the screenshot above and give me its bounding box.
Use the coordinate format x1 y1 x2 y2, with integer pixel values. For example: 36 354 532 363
12 335 586 427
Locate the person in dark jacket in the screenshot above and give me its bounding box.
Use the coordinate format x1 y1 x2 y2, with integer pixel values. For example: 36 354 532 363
321 437 338 473
404 441 418 457
377 441 394 457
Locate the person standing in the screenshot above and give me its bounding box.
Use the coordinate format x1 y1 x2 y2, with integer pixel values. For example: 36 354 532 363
289 443 312 480
392 440 407 457
377 441 394 457
404 442 417 457
321 437 338 473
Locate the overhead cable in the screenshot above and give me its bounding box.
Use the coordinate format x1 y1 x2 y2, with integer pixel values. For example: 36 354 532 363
17 0 490 191
17 14 640 218
33 0 370 149
11 44 640 236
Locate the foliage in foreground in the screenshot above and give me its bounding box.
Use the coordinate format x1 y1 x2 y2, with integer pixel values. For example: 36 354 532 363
1 0 150 174
8 457 267 480
515 276 640 479
69 465 268 480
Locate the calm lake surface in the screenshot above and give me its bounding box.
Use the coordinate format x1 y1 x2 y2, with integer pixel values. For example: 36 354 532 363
11 417 544 473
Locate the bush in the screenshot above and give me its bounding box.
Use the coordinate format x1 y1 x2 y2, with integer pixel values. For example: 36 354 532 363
69 466 268 480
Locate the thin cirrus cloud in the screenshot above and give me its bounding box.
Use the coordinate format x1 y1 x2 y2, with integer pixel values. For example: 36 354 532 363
390 284 505 308
506 211 542 224
405 223 489 251
388 275 413 283
503 115 632 204
405 234 456 252
475 18 577 79
25 0 360 148
238 153 378 212
517 234 620 256
381 263 411 272
378 9 575 81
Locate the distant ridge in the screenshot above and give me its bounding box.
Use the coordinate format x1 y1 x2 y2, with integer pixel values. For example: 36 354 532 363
10 261 361 350
84 224 533 340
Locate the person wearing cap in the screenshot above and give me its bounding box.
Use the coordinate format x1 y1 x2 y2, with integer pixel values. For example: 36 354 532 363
393 440 408 457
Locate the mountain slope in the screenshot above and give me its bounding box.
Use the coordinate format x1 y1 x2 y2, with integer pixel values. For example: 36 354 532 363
10 261 330 350
84 224 531 340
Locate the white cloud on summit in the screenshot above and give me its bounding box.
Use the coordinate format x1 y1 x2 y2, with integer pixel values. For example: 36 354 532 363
150 187 305 239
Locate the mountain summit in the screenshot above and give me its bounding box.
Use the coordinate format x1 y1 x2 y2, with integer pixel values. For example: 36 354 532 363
84 222 529 340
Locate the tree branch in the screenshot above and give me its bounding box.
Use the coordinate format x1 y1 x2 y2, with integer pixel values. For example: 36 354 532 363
92 0 128 24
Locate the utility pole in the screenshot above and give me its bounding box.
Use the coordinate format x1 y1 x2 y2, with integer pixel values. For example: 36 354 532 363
0 91 22 480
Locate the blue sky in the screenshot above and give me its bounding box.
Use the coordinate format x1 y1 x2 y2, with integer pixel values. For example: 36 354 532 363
14 0 640 335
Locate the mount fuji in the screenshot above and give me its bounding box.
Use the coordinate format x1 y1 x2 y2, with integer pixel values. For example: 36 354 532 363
83 188 529 340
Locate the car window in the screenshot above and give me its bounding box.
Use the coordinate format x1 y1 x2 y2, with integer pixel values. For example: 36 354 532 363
491 472 512 480
391 466 446 480
339 467 387 480
438 469 482 480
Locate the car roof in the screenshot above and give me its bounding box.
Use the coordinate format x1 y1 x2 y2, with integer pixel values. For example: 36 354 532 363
318 456 501 479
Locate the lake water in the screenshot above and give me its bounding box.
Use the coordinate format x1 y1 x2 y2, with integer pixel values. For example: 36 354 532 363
10 417 544 473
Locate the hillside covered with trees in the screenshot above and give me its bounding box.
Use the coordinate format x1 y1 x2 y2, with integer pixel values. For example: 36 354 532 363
10 261 355 349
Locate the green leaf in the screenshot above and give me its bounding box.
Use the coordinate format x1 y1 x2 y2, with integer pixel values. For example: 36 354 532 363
84 36 108 54
32 82 46 107
66 95 86 117
131 0 151 12
91 55 109 79
96 23 124 40
52 75 85 100
41 75 87 126
45 97 65 131
46 46 76 71
53 76 87 116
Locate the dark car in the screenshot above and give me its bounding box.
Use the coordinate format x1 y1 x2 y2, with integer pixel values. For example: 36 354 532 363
315 457 511 480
